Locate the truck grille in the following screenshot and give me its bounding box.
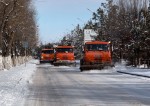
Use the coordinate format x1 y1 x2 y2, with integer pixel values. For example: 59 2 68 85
94 54 101 60
63 55 68 60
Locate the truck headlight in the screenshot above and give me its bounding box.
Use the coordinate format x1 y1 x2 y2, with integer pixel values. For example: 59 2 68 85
57 58 60 60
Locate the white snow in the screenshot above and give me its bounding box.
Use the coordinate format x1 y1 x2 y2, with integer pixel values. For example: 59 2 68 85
0 59 38 106
81 60 150 77
56 66 71 68
0 59 150 106
81 67 115 74
114 61 150 78
36 63 52 68
53 60 150 77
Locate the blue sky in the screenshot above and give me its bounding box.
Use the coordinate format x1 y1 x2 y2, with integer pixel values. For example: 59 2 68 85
34 0 105 43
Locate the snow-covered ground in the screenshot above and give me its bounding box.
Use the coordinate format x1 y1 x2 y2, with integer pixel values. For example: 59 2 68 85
53 60 150 77
0 59 150 106
53 60 150 76
114 61 150 78
0 59 38 106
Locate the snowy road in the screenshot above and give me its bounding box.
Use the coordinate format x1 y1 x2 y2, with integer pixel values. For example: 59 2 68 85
24 63 150 106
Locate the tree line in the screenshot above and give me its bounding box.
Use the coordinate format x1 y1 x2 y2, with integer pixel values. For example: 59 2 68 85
0 0 38 57
59 0 150 67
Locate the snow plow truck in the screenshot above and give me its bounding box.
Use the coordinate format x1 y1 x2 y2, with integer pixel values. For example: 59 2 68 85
80 41 112 71
40 49 54 64
53 46 76 66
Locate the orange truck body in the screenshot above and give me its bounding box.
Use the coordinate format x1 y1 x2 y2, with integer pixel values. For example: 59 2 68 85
80 41 112 71
40 49 54 63
53 46 76 66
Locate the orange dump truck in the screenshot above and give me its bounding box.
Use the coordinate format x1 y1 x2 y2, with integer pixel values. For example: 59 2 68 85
80 41 112 71
53 46 76 66
40 49 54 63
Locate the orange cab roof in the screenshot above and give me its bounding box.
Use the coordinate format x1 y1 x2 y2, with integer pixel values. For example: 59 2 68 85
56 46 73 48
85 41 109 44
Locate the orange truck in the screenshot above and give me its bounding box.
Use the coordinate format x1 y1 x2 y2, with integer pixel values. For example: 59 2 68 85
40 49 54 63
80 41 112 71
53 46 76 66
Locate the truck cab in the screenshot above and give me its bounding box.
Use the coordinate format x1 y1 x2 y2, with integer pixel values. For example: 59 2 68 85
40 49 54 64
53 46 76 66
80 41 112 71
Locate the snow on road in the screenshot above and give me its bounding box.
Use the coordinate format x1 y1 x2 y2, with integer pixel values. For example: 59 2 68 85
53 60 150 76
0 60 38 106
0 59 150 106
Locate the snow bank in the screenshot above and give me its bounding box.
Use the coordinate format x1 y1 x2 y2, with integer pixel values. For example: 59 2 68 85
0 59 38 106
0 56 32 70
114 61 127 71
2 56 13 69
0 55 3 70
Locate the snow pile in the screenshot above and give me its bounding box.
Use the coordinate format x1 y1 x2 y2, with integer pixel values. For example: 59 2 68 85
0 55 3 70
75 60 80 64
138 64 149 68
0 56 32 70
114 60 127 71
0 59 38 106
82 60 150 75
114 60 150 78
2 56 13 69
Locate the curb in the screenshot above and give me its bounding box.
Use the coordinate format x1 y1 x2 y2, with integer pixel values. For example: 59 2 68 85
117 71 150 78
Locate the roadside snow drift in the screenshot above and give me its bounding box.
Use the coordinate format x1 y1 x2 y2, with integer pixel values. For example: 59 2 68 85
0 59 38 106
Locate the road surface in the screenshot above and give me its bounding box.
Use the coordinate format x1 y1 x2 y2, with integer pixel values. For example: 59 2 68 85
24 64 150 106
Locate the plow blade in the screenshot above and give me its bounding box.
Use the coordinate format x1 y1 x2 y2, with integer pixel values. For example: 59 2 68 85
80 64 113 71
53 61 76 66
80 64 104 71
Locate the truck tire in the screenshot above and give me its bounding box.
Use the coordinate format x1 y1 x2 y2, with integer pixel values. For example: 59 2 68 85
80 67 83 72
80 59 83 72
40 61 42 64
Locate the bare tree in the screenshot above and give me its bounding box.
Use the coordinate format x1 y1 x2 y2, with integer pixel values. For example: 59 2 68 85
0 0 39 68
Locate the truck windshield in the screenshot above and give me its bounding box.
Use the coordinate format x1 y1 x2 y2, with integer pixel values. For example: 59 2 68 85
41 50 54 54
86 44 109 51
56 48 73 53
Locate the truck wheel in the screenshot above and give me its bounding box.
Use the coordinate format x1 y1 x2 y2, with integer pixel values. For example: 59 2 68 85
80 67 84 72
40 61 42 64
80 59 83 65
51 61 54 65
80 59 84 72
